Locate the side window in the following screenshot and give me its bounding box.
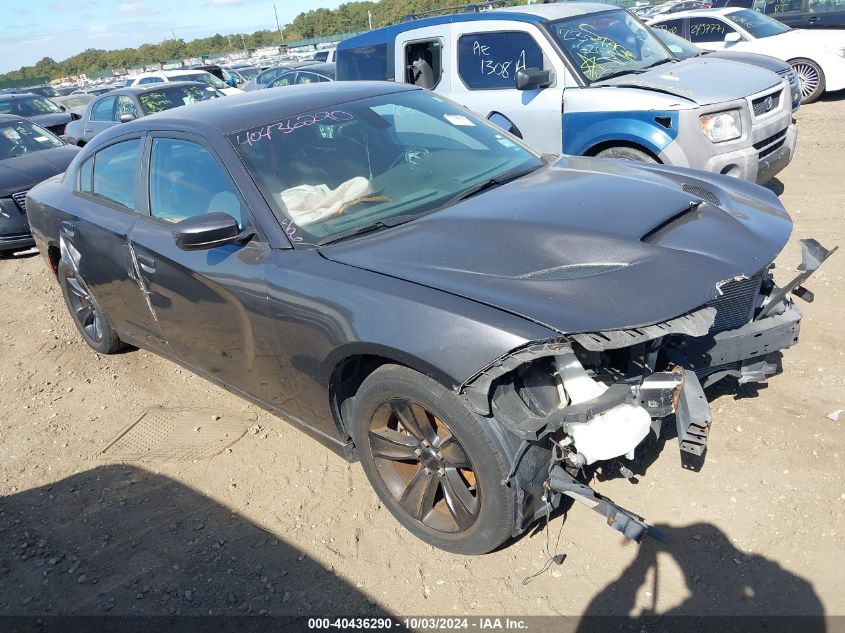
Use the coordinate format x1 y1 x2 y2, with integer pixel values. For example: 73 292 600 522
404 39 443 90
272 72 295 87
115 95 139 120
336 44 390 81
90 96 117 122
688 17 736 42
91 139 141 209
258 68 282 84
807 0 841 10
653 19 684 34
138 77 163 85
149 138 247 228
458 32 545 90
295 72 317 84
78 157 93 194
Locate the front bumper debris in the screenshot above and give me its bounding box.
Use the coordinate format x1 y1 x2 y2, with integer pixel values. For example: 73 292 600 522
461 238 836 543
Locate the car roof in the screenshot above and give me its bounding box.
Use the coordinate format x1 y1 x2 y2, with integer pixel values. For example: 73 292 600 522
651 6 745 17
339 3 617 49
113 81 418 138
288 63 335 75
112 81 214 95
0 92 41 100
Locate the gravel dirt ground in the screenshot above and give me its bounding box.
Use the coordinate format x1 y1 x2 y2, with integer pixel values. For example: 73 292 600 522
0 94 843 623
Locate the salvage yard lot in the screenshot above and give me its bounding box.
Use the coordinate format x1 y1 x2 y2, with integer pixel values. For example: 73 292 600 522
0 96 842 619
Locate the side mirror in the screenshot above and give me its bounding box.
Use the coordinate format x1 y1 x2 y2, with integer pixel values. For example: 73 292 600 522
516 67 553 91
59 104 68 112
724 32 742 43
172 212 246 250
119 112 136 123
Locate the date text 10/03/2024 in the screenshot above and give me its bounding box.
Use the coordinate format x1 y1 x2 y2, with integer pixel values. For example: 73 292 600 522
307 617 529 630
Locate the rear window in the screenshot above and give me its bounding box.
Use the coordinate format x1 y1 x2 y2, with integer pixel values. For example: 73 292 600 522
337 43 392 81
138 85 219 114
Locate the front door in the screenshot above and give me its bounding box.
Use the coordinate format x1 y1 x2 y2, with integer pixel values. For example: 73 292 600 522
127 134 289 404
438 22 565 155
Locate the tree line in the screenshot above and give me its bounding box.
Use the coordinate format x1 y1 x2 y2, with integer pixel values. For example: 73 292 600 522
2 0 511 82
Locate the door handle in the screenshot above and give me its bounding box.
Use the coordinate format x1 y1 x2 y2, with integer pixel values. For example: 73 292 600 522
807 15 819 21
135 253 156 273
60 220 75 237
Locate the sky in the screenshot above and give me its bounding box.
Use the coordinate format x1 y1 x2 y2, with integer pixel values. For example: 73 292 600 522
1 0 347 74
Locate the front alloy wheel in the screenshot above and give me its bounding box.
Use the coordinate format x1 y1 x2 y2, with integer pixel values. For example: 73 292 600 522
368 399 480 533
351 365 516 554
791 58 825 104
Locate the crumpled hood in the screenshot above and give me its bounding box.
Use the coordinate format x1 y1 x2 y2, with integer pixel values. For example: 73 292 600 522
320 157 792 333
597 57 781 105
0 145 79 197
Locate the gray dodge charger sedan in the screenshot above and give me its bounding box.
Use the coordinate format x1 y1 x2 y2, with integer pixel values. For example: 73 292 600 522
25 83 835 553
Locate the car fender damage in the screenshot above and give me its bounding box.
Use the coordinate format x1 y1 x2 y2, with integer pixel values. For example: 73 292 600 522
459 238 836 543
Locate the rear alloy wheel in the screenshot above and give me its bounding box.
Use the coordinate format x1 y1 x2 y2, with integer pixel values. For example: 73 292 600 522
790 58 825 104
350 365 516 554
58 261 122 354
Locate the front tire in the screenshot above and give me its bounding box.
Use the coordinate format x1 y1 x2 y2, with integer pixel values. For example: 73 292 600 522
790 58 825 104
350 365 516 554
58 261 122 354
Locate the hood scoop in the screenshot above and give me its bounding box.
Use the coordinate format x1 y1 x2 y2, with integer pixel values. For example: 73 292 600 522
517 263 628 281
642 201 704 244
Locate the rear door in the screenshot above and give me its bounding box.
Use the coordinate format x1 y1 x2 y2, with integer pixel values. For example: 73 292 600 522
127 132 284 401
67 134 167 349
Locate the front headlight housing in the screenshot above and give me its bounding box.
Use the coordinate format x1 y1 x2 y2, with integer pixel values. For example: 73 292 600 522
700 109 742 143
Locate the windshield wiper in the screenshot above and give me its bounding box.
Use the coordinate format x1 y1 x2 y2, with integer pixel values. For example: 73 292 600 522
593 68 647 82
316 214 417 246
440 165 541 208
641 58 674 70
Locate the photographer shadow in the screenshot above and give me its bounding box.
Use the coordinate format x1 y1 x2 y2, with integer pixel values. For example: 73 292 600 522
0 464 388 618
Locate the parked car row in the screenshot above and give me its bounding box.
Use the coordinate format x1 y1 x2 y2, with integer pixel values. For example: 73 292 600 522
648 7 845 102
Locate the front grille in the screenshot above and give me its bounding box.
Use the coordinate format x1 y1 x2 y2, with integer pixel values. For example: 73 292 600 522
12 191 27 212
752 89 782 117
681 183 720 206
708 274 762 333
754 128 788 159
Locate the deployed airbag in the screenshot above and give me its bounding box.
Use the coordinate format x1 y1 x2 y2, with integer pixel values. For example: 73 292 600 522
278 177 373 226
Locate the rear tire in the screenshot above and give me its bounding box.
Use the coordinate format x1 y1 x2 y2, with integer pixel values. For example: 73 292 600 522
595 146 657 163
58 261 122 354
789 58 825 104
349 364 516 554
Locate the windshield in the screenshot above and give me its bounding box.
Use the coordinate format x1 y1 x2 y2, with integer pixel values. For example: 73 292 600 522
651 26 703 59
726 10 791 37
138 85 221 114
0 120 63 159
178 72 228 90
229 90 542 246
548 9 675 83
0 95 62 117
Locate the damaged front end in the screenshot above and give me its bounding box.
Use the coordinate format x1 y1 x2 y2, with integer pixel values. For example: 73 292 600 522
460 238 836 543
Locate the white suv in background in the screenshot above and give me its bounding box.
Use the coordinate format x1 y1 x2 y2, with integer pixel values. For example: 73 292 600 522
124 70 243 96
